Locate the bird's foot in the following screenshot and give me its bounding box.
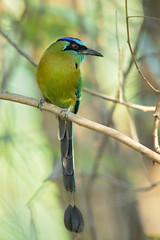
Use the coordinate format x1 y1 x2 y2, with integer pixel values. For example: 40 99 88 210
61 106 71 118
37 98 47 111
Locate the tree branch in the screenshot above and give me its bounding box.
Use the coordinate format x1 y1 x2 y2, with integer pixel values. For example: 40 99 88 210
0 91 160 163
129 15 160 22
83 87 155 112
0 26 37 67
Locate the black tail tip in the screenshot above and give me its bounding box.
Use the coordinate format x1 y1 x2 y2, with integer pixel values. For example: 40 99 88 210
64 204 84 233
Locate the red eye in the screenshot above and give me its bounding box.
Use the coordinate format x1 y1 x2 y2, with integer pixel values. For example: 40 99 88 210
72 43 78 49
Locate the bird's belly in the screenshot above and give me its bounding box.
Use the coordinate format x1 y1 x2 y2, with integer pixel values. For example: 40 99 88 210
38 70 79 112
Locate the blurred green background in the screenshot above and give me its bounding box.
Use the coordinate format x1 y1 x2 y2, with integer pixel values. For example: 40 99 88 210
1 0 160 239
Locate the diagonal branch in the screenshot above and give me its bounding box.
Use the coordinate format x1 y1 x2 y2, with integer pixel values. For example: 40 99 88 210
83 87 155 112
0 26 37 67
0 91 160 163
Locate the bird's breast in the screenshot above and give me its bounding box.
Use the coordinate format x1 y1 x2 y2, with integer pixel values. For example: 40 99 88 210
36 53 81 111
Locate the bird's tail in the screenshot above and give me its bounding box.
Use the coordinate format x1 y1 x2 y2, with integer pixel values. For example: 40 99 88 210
58 116 84 233
58 116 75 192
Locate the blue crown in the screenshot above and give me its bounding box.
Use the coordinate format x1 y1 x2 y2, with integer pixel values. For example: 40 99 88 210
57 37 86 46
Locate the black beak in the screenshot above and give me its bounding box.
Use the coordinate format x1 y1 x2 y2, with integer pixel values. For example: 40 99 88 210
78 48 103 57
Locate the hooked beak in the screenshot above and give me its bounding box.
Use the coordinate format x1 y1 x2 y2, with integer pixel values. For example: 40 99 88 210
78 48 103 57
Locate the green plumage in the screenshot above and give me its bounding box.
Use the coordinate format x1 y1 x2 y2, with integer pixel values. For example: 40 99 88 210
36 37 103 193
37 41 82 113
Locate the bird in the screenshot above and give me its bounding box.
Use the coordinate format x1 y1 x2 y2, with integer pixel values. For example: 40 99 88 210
36 37 103 232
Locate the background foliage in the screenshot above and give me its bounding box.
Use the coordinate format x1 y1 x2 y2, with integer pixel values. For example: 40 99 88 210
1 0 160 239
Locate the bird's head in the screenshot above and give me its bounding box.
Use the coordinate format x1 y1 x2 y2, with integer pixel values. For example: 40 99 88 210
56 37 103 64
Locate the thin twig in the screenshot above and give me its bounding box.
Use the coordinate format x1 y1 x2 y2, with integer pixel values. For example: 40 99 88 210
129 15 160 22
97 173 160 192
125 0 160 93
0 91 160 163
0 26 37 67
123 19 144 83
83 87 155 112
115 11 123 101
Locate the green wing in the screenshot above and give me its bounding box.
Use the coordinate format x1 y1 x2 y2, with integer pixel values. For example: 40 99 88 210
74 75 82 114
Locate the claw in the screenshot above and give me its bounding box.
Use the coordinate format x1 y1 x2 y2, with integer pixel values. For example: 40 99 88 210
61 106 71 118
37 98 47 111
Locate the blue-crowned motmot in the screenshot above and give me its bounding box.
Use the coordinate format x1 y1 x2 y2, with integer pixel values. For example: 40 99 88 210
36 37 103 232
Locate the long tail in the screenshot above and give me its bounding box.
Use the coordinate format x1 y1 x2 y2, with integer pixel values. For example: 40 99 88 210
58 116 75 193
58 116 84 233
